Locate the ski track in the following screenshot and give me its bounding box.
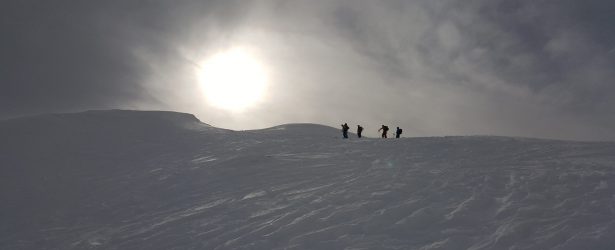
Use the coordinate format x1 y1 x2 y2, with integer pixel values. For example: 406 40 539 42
2 110 615 249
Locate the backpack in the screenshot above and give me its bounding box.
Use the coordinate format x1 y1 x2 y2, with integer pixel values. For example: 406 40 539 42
383 126 389 131
398 129 402 134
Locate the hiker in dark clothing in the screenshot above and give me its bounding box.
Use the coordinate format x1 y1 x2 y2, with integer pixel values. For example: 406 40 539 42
395 127 403 138
341 123 350 139
378 125 389 138
357 125 364 138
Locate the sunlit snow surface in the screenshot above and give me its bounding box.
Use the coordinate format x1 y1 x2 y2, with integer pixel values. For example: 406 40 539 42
2 110 615 249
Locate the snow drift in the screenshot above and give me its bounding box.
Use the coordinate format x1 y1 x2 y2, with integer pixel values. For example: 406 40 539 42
2 110 615 249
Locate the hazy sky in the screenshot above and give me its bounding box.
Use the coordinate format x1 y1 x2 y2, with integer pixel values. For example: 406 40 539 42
2 0 615 140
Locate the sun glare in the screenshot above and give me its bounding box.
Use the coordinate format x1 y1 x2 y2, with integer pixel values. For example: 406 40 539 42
199 48 268 112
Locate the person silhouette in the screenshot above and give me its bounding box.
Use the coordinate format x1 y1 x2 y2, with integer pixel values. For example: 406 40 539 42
357 125 364 138
341 123 350 139
378 125 389 138
395 127 403 138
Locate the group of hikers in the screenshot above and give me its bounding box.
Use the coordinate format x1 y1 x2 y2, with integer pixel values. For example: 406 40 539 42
341 123 402 139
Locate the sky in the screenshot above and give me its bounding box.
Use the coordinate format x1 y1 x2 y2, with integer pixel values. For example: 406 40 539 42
2 0 615 140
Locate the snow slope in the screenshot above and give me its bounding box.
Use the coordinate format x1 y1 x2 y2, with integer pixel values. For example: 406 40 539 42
2 110 615 249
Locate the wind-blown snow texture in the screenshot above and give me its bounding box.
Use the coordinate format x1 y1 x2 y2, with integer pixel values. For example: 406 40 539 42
2 110 615 249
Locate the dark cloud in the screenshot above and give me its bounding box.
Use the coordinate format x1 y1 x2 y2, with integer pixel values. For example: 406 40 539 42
314 0 615 139
2 1 142 117
0 0 246 117
2 0 614 140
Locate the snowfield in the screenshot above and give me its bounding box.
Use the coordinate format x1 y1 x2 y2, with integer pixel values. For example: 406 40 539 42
2 110 615 249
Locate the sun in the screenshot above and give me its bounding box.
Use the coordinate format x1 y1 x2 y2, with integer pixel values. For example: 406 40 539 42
198 48 268 112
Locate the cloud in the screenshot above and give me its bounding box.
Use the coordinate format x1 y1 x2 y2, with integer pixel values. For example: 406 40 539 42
2 0 615 140
0 0 247 117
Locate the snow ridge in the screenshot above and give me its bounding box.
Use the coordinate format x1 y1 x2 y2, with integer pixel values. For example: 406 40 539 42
2 110 615 249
